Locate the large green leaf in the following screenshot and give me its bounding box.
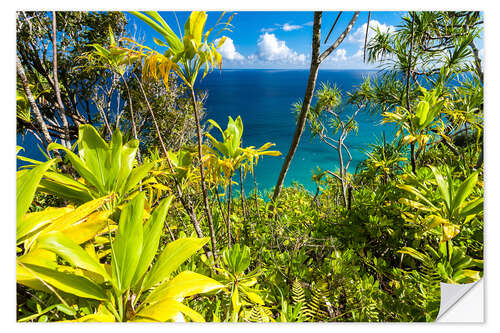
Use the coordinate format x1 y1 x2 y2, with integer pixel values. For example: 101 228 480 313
186 11 207 46
452 171 479 214
114 139 139 194
429 166 450 210
142 237 208 290
144 270 223 304
77 125 110 192
16 159 56 224
121 162 153 196
36 231 110 281
132 196 174 289
112 193 145 292
18 263 108 301
17 206 72 244
134 298 204 322
130 12 183 52
48 143 105 194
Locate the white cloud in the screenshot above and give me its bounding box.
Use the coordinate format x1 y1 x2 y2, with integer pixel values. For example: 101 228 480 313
255 33 306 64
261 21 308 33
303 21 314 26
282 23 302 31
215 37 244 61
348 20 395 46
260 27 277 33
330 48 347 62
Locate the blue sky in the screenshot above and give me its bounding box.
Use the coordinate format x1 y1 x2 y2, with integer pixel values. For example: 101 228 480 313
124 11 482 69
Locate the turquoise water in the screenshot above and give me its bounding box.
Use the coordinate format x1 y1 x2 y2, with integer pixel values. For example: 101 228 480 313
197 69 395 195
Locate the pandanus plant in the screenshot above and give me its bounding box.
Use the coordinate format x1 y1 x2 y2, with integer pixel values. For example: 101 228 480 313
17 192 224 322
125 11 235 256
206 116 280 247
41 125 153 209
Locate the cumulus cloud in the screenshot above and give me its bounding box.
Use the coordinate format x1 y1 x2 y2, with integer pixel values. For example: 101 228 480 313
255 33 306 64
215 37 244 61
282 23 302 31
326 48 347 62
348 20 395 45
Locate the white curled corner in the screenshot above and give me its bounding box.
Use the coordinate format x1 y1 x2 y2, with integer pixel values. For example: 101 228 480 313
436 278 484 322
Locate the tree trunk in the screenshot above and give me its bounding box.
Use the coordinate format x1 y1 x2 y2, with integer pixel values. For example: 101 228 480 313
51 12 71 149
239 166 248 220
121 76 141 164
272 11 359 203
253 171 260 219
16 56 55 151
189 86 217 253
271 12 322 203
226 175 233 248
137 76 214 257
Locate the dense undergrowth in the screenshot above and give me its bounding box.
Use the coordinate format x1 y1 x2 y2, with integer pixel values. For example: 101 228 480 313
16 10 483 322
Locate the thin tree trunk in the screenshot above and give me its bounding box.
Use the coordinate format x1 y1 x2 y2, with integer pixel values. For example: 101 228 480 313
272 12 323 203
239 166 248 220
121 76 141 164
16 56 55 152
136 76 214 257
226 175 233 248
189 86 217 253
272 11 359 203
215 185 227 225
338 137 348 207
51 12 71 149
253 171 260 219
410 142 416 173
406 14 416 173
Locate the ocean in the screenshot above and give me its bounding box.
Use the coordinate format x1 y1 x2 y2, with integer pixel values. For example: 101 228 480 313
17 69 395 196
197 69 395 195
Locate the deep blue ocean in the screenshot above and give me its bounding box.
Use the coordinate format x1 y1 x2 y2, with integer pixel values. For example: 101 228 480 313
17 69 395 196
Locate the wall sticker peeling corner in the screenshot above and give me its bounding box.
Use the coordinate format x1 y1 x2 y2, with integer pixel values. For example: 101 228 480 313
436 278 484 323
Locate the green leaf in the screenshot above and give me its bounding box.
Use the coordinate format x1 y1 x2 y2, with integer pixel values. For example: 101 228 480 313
17 206 73 244
144 270 223 304
114 139 139 193
186 11 207 46
459 197 483 217
130 11 183 52
112 193 145 292
429 166 451 210
77 125 110 191
122 162 153 196
39 171 94 203
134 298 204 322
452 171 479 214
19 263 108 300
142 237 208 290
132 196 174 289
48 142 105 194
36 231 110 281
16 159 56 224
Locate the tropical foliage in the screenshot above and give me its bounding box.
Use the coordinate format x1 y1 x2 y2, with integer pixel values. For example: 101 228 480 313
16 10 483 322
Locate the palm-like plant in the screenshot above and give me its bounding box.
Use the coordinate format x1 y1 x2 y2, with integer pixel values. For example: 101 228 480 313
17 193 224 322
125 11 234 256
42 124 152 208
206 116 280 247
